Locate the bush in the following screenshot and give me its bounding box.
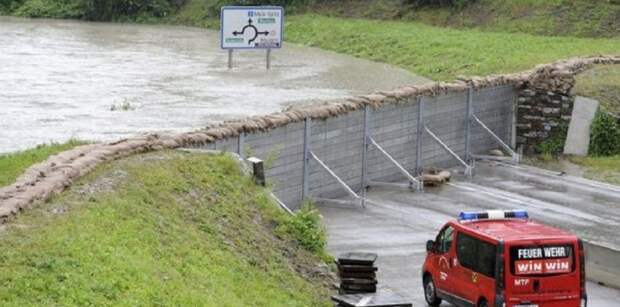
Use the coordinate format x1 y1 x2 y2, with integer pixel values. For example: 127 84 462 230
590 111 620 156
0 0 22 12
13 0 82 18
3 0 186 20
78 0 183 21
277 201 327 255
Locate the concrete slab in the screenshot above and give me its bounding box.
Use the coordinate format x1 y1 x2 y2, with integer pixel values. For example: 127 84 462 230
318 161 620 306
564 96 599 156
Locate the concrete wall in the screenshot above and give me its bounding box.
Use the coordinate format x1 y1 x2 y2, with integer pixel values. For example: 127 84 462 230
584 241 620 289
209 85 516 210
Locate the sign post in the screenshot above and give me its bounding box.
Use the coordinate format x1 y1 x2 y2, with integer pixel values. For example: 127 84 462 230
228 49 233 69
221 6 283 69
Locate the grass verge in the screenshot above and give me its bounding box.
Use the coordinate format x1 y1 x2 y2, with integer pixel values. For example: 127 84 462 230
0 140 86 187
0 151 332 306
574 65 620 115
570 155 620 186
284 14 620 81
527 155 620 187
308 0 620 38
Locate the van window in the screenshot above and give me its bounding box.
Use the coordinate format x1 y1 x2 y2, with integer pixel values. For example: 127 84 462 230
436 226 454 254
510 245 574 276
456 232 496 278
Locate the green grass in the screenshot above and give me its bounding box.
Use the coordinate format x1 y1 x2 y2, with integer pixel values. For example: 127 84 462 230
163 0 221 28
5 0 620 38
5 0 620 81
161 1 620 81
0 151 332 306
526 155 620 186
570 155 620 186
574 65 620 115
308 0 620 38
0 140 86 187
406 0 620 38
285 14 620 81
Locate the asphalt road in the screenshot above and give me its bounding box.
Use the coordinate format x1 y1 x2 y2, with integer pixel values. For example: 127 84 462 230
318 161 620 306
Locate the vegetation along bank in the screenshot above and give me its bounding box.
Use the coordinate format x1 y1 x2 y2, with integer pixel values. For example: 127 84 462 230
0 151 333 306
1 0 620 81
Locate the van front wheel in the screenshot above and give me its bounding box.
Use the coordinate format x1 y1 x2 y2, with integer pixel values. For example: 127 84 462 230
423 276 442 306
478 299 488 307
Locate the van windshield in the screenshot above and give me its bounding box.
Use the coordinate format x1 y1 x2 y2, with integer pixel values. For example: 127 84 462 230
510 245 574 276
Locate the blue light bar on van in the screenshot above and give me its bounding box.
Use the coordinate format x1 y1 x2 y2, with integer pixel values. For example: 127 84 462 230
458 210 528 221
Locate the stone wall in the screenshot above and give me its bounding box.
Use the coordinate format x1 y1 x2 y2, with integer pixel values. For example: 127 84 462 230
516 89 574 153
511 56 620 153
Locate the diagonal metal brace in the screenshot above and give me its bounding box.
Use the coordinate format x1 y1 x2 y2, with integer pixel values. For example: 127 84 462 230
309 151 364 207
424 125 473 177
471 114 520 163
368 137 423 191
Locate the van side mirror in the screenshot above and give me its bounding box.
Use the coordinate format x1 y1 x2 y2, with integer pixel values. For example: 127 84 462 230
426 240 435 252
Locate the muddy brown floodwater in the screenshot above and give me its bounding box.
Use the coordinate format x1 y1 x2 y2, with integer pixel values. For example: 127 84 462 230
0 16 429 153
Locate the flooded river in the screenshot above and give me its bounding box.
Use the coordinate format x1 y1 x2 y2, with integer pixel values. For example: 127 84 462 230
0 17 427 153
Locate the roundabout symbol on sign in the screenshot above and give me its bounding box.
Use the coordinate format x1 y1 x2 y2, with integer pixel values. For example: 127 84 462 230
232 18 270 45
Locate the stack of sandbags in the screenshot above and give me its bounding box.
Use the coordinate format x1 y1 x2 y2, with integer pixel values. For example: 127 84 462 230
421 168 451 187
337 252 378 294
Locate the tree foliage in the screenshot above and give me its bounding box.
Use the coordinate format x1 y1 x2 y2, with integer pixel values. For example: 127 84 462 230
2 0 479 19
78 0 180 20
405 0 476 7
2 0 187 19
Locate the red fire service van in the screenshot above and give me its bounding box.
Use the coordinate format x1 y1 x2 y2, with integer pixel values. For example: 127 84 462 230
422 210 586 307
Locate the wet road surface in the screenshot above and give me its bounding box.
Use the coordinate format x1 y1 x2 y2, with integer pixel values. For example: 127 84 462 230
318 161 620 306
0 16 428 153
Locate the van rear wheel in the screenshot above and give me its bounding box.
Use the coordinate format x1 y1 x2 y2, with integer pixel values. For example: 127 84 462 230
423 275 442 306
478 299 488 307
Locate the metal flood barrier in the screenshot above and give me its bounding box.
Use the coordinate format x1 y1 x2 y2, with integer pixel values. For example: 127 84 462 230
295 87 517 209
211 86 518 211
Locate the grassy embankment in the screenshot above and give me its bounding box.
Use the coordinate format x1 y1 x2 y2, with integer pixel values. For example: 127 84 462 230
0 151 332 306
0 140 85 187
3 0 620 81
5 0 620 38
284 15 620 81
308 0 620 38
164 0 620 81
575 65 620 115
